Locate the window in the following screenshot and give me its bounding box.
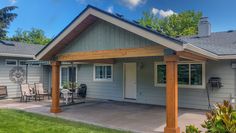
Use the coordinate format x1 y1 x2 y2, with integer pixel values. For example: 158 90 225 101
5 59 17 66
19 60 27 66
30 63 40 67
60 66 77 88
94 64 113 81
155 62 205 88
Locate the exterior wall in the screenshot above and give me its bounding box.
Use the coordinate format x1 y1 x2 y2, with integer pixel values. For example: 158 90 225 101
59 19 158 55
0 57 50 98
42 65 51 93
77 58 235 110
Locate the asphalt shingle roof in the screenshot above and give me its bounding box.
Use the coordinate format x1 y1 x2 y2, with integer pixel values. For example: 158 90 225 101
0 40 44 56
179 30 236 55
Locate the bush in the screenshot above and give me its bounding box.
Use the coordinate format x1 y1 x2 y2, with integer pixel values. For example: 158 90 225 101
201 100 236 133
184 125 201 133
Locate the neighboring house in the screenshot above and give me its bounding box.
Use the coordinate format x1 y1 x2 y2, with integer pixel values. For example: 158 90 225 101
0 40 51 98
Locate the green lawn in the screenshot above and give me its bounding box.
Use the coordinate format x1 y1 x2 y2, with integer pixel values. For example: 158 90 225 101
0 109 128 133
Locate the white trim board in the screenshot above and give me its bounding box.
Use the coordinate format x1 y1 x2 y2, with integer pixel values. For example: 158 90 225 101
0 53 34 58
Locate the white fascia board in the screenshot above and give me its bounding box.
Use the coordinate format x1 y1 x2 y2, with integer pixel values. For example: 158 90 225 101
0 53 34 58
218 55 236 59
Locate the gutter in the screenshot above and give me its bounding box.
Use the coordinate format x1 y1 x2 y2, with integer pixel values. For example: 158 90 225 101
0 53 34 58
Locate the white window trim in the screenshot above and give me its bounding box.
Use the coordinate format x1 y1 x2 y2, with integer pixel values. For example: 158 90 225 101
154 61 206 89
19 60 27 66
5 59 17 66
93 64 113 82
60 65 78 88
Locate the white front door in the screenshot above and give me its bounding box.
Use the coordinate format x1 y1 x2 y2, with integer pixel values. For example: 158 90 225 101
124 63 137 99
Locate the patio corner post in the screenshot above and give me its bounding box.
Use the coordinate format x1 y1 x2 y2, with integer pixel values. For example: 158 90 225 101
164 55 180 133
50 61 61 113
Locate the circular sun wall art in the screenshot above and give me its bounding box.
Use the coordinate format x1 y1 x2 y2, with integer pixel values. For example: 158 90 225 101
9 66 25 84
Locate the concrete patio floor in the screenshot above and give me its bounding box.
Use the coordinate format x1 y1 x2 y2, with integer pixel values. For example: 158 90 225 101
0 99 207 133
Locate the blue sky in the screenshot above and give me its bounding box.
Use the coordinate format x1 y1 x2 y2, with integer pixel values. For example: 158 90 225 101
1 0 236 38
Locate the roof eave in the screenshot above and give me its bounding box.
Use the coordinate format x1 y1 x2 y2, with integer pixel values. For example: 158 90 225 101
183 43 236 60
0 53 34 58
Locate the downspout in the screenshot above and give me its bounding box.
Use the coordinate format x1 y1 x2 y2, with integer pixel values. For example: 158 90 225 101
26 64 28 83
231 61 236 103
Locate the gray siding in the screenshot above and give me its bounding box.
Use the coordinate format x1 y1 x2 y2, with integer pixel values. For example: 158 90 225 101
77 58 235 110
0 57 50 98
59 20 158 54
42 66 51 92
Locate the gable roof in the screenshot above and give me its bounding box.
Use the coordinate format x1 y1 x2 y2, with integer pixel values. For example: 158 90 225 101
35 5 236 60
179 30 236 55
0 40 44 58
36 5 185 60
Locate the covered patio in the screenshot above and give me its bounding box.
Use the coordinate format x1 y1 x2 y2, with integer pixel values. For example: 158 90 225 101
0 99 206 133
35 5 214 133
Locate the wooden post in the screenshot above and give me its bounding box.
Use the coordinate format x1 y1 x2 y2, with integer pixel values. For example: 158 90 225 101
50 61 61 113
164 55 180 133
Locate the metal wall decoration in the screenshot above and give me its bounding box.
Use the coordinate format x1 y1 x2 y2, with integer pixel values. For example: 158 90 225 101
9 66 25 84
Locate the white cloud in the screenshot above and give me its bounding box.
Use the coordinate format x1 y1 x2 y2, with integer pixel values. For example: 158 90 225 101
9 0 17 5
151 8 159 16
151 7 177 17
121 0 146 9
107 6 114 13
159 9 176 17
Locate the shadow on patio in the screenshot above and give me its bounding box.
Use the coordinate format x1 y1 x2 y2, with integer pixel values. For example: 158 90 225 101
0 99 207 133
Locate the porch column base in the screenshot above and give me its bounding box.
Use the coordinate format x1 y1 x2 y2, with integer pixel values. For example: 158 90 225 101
164 127 180 133
50 108 61 113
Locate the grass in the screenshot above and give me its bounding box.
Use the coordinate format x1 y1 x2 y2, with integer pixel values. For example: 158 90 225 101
0 109 129 133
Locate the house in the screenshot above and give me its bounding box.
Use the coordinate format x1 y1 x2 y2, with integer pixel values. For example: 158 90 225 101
5 5 233 133
0 40 51 98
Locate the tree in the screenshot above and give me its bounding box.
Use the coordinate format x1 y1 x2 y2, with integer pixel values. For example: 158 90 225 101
138 10 202 37
0 6 17 39
9 28 51 45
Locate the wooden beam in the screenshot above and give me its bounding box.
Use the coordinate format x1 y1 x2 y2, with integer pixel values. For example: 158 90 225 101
75 59 115 64
176 51 207 61
57 45 164 61
164 55 180 133
50 61 61 113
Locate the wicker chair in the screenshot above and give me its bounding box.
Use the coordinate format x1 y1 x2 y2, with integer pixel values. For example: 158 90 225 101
34 83 50 101
0 86 7 98
20 83 36 102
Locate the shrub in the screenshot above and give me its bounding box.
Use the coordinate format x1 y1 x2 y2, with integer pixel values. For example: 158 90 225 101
184 125 201 133
201 100 236 133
